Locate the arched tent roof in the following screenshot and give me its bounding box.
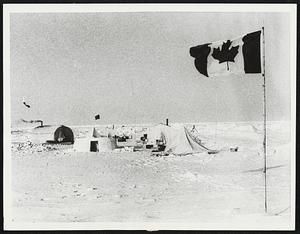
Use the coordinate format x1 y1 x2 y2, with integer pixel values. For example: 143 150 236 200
54 125 74 144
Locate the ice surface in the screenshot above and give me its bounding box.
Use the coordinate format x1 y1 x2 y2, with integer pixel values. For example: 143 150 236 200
7 121 293 227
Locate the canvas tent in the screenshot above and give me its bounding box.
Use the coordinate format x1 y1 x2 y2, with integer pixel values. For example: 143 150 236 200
73 128 116 152
92 127 108 138
54 125 74 144
146 124 208 155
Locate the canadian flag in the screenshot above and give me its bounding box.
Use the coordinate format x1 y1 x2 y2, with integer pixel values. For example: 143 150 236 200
190 30 262 77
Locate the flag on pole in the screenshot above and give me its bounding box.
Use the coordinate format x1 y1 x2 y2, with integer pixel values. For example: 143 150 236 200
190 30 262 77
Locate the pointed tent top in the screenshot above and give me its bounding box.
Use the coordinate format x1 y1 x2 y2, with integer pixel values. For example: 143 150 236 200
92 127 102 138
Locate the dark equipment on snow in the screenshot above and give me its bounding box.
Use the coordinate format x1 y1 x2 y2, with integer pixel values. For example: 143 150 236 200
21 119 44 127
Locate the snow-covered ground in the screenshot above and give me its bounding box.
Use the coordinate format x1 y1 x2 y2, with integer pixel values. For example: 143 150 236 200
6 121 294 229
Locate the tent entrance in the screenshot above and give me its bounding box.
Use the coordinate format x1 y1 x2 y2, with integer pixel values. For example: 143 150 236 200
90 141 98 152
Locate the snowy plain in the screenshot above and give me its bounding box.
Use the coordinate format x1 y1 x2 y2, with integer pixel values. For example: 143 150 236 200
6 121 293 229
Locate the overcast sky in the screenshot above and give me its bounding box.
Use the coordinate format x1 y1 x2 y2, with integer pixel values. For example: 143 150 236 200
10 12 291 126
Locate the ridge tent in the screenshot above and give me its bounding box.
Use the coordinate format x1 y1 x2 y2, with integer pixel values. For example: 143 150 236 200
92 127 102 138
73 137 116 152
91 127 117 138
54 125 74 144
146 124 208 155
92 127 108 138
73 128 116 152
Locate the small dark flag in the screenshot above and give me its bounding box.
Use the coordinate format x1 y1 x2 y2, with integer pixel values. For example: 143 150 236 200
190 30 262 77
95 114 100 120
23 102 30 108
22 97 31 108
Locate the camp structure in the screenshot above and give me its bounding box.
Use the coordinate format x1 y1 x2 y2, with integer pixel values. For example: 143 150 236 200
51 125 74 144
73 127 116 152
146 124 208 155
92 127 107 138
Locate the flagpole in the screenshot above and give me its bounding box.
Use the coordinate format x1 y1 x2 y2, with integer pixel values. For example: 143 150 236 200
262 26 267 213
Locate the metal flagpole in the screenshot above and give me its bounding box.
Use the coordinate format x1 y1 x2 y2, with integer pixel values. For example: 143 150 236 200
262 26 267 213
214 78 218 147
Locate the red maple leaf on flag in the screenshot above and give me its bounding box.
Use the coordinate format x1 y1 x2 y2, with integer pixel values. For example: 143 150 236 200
212 40 239 71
